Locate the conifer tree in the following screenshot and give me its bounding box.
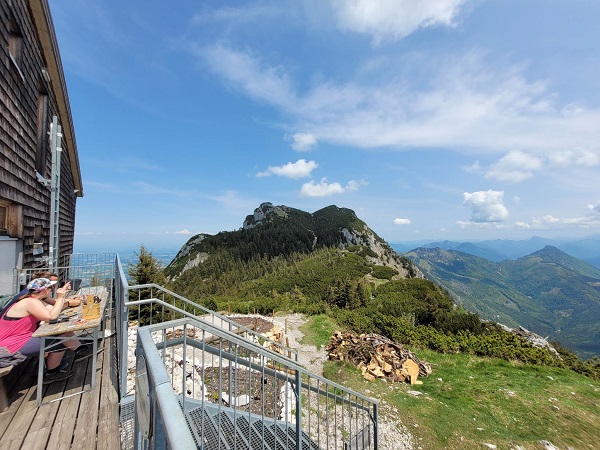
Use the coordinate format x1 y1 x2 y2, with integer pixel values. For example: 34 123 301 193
128 244 166 286
128 245 167 324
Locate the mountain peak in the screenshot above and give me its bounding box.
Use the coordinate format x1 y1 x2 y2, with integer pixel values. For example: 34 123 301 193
243 202 282 229
167 202 420 279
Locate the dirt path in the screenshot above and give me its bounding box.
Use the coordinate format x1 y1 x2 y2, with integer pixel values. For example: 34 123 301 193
272 313 327 375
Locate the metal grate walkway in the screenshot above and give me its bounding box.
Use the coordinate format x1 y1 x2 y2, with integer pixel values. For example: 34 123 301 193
181 398 322 450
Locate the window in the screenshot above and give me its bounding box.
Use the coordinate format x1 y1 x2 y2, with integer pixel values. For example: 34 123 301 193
0 199 23 238
36 93 49 175
8 17 23 65
0 205 7 235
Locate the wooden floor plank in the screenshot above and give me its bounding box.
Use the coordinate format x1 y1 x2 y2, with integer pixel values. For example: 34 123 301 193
71 344 105 450
21 426 53 450
0 358 38 438
96 403 120 450
45 358 90 450
0 334 120 450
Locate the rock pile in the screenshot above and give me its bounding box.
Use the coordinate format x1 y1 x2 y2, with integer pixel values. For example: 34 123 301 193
513 326 560 357
327 331 432 384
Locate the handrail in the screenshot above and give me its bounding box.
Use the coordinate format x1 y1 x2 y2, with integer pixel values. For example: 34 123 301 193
126 282 298 360
139 311 378 408
137 325 197 449
137 316 379 449
114 256 298 399
124 298 306 393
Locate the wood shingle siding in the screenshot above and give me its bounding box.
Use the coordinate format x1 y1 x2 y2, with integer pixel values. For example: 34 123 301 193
1 0 82 277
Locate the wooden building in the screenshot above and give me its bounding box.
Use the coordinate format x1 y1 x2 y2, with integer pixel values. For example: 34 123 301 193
0 0 82 294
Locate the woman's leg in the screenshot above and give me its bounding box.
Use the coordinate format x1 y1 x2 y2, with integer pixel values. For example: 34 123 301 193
58 332 81 351
19 337 68 370
45 350 66 370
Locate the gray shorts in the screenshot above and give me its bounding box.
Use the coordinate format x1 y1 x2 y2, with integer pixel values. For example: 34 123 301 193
19 337 66 356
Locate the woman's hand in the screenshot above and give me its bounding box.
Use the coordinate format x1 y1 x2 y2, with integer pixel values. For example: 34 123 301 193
65 297 82 308
56 286 68 298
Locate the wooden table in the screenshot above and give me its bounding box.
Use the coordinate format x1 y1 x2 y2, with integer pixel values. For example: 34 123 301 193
32 296 108 406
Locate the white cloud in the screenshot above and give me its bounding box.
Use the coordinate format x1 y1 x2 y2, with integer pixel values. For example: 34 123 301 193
299 178 365 197
463 160 482 174
531 215 561 226
514 221 531 229
289 133 318 151
196 46 600 161
196 45 600 162
257 159 318 179
463 190 509 223
174 229 191 235
510 210 600 230
345 179 368 191
301 178 344 197
547 149 599 169
393 218 411 225
480 148 599 184
197 43 295 109
330 0 468 43
587 202 600 214
485 150 543 183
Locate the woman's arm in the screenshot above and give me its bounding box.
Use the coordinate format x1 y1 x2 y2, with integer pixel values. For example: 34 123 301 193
24 296 66 322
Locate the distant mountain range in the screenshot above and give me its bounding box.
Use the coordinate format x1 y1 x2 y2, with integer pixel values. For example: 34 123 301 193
405 245 600 358
391 236 600 268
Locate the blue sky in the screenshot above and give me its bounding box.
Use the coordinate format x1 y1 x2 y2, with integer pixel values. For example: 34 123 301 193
49 1 600 252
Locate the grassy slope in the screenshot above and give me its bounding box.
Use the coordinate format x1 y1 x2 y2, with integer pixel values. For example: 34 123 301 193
300 315 600 449
324 351 600 449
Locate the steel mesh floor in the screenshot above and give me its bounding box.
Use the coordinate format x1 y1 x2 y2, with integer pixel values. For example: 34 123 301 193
180 398 321 450
119 395 136 450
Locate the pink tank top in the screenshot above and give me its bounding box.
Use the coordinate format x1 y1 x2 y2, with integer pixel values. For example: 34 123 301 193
0 305 39 353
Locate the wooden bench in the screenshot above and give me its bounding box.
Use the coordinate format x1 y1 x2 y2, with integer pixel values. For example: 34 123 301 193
0 365 13 412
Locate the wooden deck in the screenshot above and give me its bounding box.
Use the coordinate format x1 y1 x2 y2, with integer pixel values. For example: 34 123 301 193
0 331 121 449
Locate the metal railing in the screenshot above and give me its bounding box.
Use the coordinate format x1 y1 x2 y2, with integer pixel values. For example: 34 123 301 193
13 255 116 295
136 317 378 450
114 256 299 397
14 254 378 449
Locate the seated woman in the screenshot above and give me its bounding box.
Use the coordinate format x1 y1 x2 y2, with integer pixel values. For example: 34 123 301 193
0 278 92 383
32 271 82 309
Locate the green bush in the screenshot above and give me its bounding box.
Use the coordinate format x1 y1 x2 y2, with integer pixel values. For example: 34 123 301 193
371 265 398 280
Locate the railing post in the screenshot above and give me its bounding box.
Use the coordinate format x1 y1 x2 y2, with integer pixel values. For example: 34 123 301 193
373 401 378 450
295 368 302 450
120 285 130 398
228 321 233 406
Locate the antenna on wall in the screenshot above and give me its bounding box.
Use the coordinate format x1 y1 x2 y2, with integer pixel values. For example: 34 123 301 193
48 116 62 271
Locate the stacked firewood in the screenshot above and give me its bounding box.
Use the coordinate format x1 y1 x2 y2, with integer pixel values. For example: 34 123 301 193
327 331 432 384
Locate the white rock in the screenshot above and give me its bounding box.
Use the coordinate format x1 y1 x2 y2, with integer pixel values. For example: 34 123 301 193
540 441 560 450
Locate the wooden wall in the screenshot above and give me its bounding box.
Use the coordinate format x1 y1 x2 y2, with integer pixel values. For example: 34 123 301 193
0 0 78 269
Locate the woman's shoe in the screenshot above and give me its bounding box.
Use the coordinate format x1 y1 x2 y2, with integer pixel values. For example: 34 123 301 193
43 368 74 384
73 345 94 362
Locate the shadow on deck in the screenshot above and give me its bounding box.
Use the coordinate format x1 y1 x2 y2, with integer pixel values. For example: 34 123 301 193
0 329 120 449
